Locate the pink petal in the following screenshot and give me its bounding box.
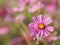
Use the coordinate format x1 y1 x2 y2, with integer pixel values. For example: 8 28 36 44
44 30 50 37
40 30 43 37
44 31 48 37
33 16 39 23
46 26 54 32
28 23 38 31
35 31 40 41
44 17 52 25
36 31 40 37
38 15 43 23
29 29 39 37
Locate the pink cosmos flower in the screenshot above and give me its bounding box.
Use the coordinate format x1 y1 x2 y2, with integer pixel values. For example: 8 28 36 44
29 15 54 39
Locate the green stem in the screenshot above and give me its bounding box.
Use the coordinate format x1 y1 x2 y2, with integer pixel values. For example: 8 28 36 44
47 42 53 45
36 41 43 45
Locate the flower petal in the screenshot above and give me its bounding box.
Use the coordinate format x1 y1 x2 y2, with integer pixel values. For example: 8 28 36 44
29 29 39 38
33 16 39 23
44 17 52 25
44 29 50 37
40 30 44 37
46 26 54 32
28 23 38 31
35 31 40 41
38 15 43 23
36 31 40 37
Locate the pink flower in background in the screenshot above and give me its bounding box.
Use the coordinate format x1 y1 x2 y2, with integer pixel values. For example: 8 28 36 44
28 0 37 5
44 0 58 14
18 7 25 12
29 15 54 39
11 37 27 45
19 0 37 6
53 20 60 29
51 0 58 6
9 7 25 13
9 8 18 13
0 25 10 35
13 14 26 24
28 2 44 13
19 0 28 6
4 15 12 22
45 3 57 14
0 7 8 17
45 32 57 42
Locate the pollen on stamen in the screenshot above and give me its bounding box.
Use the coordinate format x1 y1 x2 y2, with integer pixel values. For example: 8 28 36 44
38 24 45 29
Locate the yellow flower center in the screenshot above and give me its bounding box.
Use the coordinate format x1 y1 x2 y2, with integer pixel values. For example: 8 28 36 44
38 24 44 29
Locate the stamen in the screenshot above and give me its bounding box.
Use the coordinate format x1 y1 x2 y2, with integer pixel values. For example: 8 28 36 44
38 24 44 29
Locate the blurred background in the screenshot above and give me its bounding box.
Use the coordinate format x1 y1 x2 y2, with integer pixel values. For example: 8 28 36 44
0 0 60 45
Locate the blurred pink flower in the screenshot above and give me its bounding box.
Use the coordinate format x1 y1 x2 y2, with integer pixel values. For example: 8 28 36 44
53 20 60 29
13 14 26 24
19 0 36 6
9 7 25 13
40 0 58 5
28 2 44 13
11 37 27 45
45 4 56 14
4 15 12 22
8 8 18 13
29 15 54 40
0 25 10 35
28 0 37 5
18 7 25 12
0 5 14 20
0 7 8 17
44 0 58 14
45 32 57 42
51 0 58 6
19 0 28 6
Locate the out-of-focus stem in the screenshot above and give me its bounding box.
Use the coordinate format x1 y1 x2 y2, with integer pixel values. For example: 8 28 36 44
36 41 43 45
20 28 32 45
48 42 52 45
17 23 32 45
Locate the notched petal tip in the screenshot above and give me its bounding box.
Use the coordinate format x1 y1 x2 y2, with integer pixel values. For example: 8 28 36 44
33 16 39 23
44 17 52 25
46 26 54 32
38 15 43 23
